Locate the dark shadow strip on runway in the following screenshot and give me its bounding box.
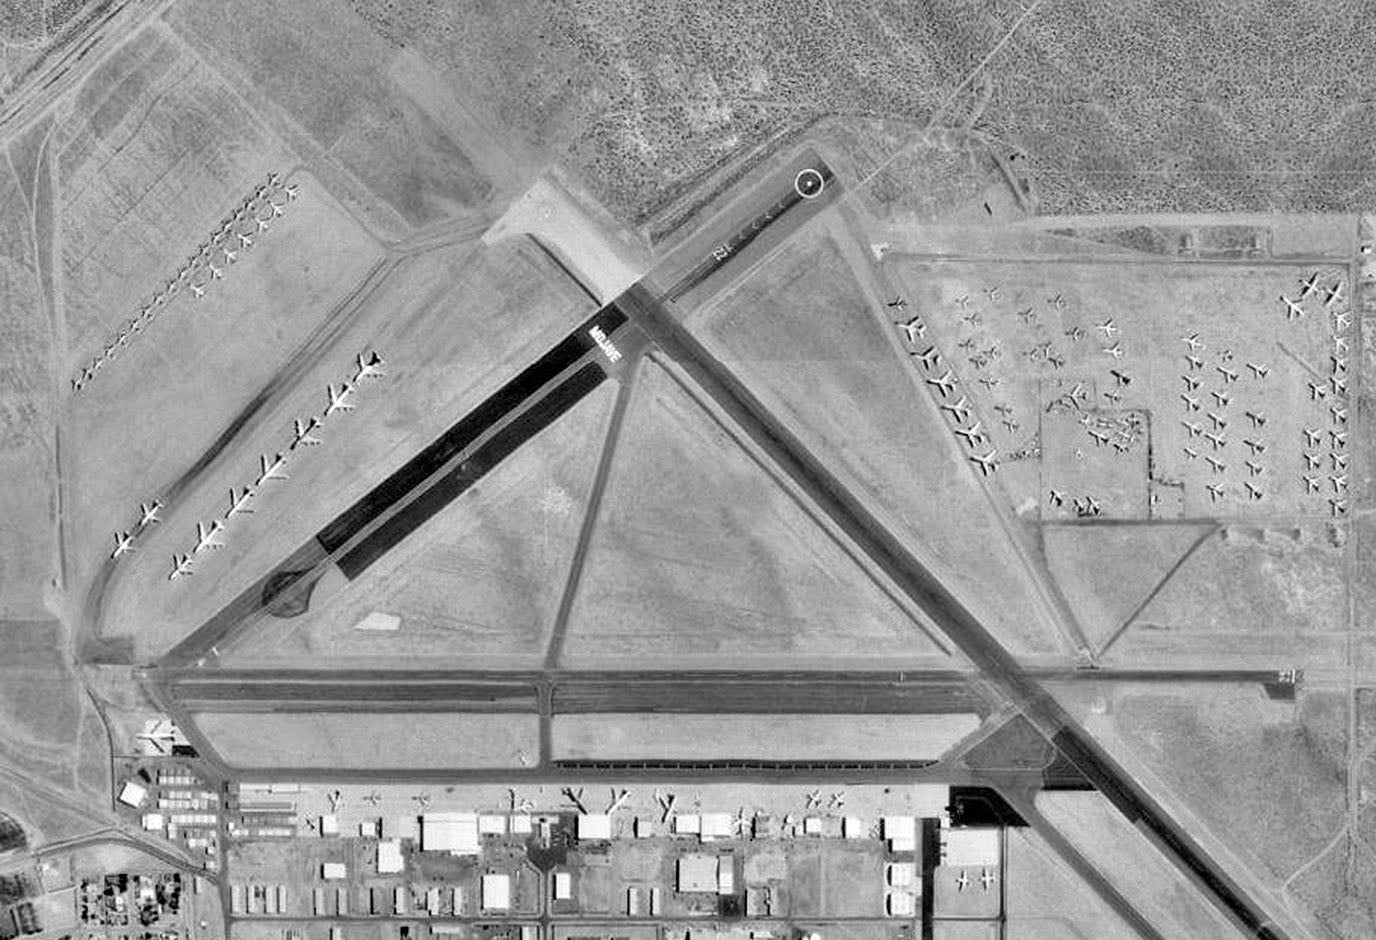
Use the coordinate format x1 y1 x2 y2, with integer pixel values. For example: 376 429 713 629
334 361 607 579
316 306 624 555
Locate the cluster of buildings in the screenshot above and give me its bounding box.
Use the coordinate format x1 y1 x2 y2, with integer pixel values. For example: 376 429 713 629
0 874 40 940
76 872 190 940
116 766 221 871
217 781 1009 940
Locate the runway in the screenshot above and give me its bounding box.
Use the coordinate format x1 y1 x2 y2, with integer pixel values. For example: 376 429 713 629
155 669 988 716
154 665 1293 719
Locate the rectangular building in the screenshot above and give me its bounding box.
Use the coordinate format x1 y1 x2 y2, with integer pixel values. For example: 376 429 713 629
421 813 479 855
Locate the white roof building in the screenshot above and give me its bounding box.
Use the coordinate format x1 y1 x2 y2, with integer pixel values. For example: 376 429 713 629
700 813 733 841
118 781 148 808
478 815 507 836
883 815 917 853
553 871 572 901
421 813 479 855
577 814 612 841
887 891 917 917
481 873 511 911
377 840 404 874
886 862 917 888
944 827 1000 867
673 814 701 836
321 863 347 880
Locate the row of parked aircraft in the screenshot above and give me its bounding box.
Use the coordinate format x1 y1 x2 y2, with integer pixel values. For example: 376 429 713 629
890 297 998 476
1297 324 1351 511
953 867 997 892
109 499 164 560
73 175 301 393
1047 489 1103 518
187 176 301 300
152 351 385 581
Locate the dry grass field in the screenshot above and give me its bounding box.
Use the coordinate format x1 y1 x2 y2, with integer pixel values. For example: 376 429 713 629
168 0 521 228
0 618 114 811
1003 827 1139 940
1107 686 1347 884
194 712 540 769
683 225 1068 656
1042 523 1213 653
1036 790 1253 939
560 360 959 669
97 240 591 661
1046 676 1352 938
551 714 981 762
55 26 299 356
217 381 617 669
0 128 56 617
1286 833 1376 940
778 840 885 918
1106 525 1347 669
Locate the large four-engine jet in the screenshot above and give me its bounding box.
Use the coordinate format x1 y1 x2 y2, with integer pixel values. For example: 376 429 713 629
325 383 356 416
256 453 290 485
353 351 386 381
194 520 226 554
110 531 135 560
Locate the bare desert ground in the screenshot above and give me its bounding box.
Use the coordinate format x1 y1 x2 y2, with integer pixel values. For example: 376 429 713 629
559 359 959 669
194 712 540 770
551 714 981 763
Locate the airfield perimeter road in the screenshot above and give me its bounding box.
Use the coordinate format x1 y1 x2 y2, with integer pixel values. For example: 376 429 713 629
139 153 1297 940
0 0 174 138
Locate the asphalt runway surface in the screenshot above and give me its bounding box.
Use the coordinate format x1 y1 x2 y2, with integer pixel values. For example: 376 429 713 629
158 667 1290 716
157 669 988 715
649 150 841 309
